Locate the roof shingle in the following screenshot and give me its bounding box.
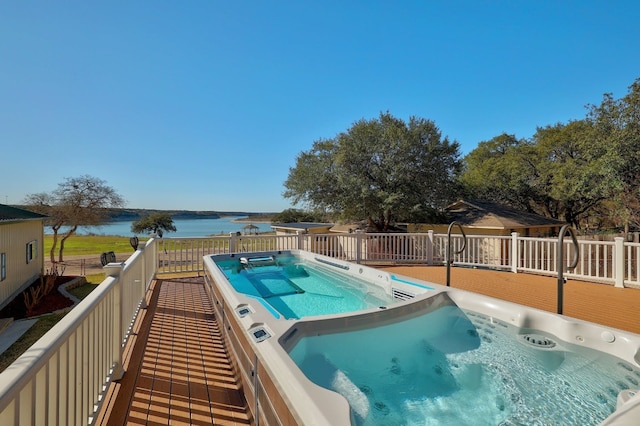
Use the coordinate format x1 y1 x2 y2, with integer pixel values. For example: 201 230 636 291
0 204 48 223
446 199 566 229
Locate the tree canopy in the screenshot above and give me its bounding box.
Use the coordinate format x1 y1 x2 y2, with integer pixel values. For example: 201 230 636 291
461 77 640 231
270 208 328 224
284 112 462 231
23 175 125 263
131 212 177 237
459 133 534 210
586 78 640 232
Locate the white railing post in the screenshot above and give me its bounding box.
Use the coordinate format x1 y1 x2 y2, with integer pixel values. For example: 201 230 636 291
614 237 625 288
511 232 520 273
355 230 363 264
427 230 434 265
297 231 305 251
148 237 157 286
147 237 157 278
103 262 125 380
229 232 238 253
136 244 148 309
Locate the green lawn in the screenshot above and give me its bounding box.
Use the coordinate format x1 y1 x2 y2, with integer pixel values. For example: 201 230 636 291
44 234 146 256
0 313 66 373
68 282 100 299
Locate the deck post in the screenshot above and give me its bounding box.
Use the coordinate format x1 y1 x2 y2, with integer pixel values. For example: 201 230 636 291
228 232 238 253
136 244 148 309
147 237 158 287
104 262 126 380
426 230 434 265
296 230 305 251
511 232 519 273
355 230 363 264
614 237 625 288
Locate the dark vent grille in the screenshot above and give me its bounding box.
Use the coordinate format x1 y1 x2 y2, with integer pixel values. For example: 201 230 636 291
522 334 556 348
392 288 415 301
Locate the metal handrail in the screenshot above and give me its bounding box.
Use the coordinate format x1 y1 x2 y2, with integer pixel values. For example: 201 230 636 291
557 224 579 314
446 221 467 286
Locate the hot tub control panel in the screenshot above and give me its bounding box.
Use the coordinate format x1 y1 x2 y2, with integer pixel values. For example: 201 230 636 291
235 304 254 318
249 325 271 343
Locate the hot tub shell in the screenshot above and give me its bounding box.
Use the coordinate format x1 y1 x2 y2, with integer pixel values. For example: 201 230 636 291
203 250 640 425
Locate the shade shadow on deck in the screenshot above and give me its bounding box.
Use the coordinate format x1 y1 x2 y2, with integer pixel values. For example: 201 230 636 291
97 277 251 426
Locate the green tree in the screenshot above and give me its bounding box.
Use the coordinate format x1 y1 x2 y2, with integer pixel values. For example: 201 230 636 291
587 78 640 233
461 78 640 231
23 175 125 263
284 112 462 231
270 208 327 223
462 123 617 228
131 212 177 237
460 133 536 211
529 120 613 226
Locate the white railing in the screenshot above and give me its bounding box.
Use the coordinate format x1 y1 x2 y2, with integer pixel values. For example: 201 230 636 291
158 237 227 275
519 236 558 274
516 236 621 284
433 234 512 270
155 231 637 288
625 242 640 287
0 239 156 425
1 230 638 425
152 232 640 287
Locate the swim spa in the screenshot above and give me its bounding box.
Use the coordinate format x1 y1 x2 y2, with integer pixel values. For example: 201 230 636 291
203 250 640 425
212 252 431 319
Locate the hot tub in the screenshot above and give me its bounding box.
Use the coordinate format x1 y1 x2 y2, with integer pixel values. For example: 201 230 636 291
203 250 640 425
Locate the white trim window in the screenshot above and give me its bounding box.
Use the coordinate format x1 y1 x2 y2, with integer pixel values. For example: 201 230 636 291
26 240 37 264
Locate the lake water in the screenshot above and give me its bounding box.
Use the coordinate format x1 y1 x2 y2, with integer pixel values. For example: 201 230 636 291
46 216 273 238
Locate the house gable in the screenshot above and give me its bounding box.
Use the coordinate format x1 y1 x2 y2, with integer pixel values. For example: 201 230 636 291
407 199 565 237
446 199 566 230
0 204 47 310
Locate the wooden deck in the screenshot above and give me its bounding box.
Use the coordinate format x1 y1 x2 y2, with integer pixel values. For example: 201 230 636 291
96 267 640 425
96 277 252 426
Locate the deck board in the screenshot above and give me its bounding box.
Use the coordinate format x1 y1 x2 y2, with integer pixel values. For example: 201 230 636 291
97 277 251 426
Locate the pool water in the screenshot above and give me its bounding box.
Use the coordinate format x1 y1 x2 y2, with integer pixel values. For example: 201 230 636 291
288 303 638 425
214 255 395 319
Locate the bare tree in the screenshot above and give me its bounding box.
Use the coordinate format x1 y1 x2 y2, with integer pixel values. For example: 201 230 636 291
23 175 125 263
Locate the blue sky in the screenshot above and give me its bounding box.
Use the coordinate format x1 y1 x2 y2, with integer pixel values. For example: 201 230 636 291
2 1 639 212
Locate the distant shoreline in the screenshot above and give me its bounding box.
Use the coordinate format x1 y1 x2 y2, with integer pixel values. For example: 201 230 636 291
231 217 272 224
98 208 277 222
45 216 274 237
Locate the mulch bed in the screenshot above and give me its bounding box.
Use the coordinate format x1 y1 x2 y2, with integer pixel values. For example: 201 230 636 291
0 276 77 319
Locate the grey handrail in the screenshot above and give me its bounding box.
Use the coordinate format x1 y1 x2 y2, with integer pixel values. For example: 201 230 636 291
446 221 467 287
557 224 579 314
